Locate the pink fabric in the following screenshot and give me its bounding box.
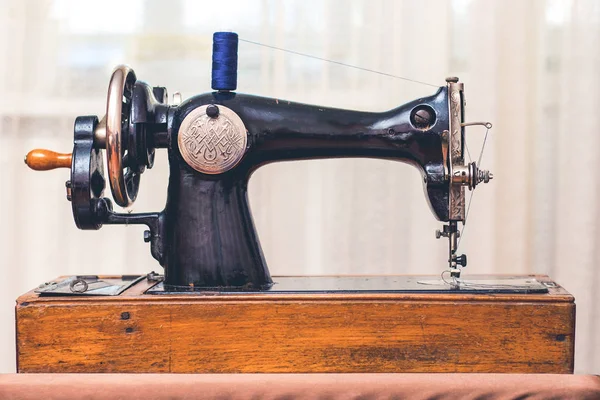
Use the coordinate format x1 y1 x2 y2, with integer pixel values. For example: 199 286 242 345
1 373 599 399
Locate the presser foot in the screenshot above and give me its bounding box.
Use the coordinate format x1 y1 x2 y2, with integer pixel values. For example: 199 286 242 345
435 222 467 279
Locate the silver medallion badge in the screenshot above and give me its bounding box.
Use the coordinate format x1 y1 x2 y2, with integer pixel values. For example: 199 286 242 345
177 104 247 174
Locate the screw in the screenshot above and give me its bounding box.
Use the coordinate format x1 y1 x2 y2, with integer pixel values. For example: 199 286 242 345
454 254 467 267
206 104 220 119
411 106 435 129
143 230 151 243
93 198 110 220
65 180 72 201
69 279 88 293
146 271 164 282
414 109 432 126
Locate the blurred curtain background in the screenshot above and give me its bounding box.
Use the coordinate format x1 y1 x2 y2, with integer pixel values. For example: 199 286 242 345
0 0 599 373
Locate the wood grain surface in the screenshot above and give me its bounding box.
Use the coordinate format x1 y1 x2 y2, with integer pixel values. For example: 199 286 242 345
15 275 575 373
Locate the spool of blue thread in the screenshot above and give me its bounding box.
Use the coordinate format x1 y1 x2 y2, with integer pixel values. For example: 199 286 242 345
211 32 238 91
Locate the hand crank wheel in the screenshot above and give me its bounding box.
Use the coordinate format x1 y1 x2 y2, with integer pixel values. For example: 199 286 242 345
106 65 139 207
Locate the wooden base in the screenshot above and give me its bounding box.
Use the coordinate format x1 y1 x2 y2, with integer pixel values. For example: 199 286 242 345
15 275 575 373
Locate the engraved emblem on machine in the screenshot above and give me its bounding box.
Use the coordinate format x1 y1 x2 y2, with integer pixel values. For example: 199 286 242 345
177 104 247 174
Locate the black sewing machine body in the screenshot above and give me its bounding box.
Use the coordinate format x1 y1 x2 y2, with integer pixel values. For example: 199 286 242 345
166 89 450 289
61 78 454 290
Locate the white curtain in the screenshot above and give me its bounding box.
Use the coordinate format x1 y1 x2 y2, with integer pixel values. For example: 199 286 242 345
0 0 599 373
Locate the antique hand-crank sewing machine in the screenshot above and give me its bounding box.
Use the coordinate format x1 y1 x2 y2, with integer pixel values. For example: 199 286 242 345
15 33 575 374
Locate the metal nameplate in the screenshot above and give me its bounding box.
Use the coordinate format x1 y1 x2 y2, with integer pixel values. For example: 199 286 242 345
177 104 247 174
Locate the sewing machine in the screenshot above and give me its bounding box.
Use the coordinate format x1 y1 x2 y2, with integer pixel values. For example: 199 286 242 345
24 32 494 288
15 33 574 374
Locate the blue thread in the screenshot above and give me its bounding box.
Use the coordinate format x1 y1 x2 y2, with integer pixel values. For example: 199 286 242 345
212 32 238 91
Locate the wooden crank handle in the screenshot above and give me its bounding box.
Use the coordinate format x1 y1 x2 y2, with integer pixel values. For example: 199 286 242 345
24 149 72 171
